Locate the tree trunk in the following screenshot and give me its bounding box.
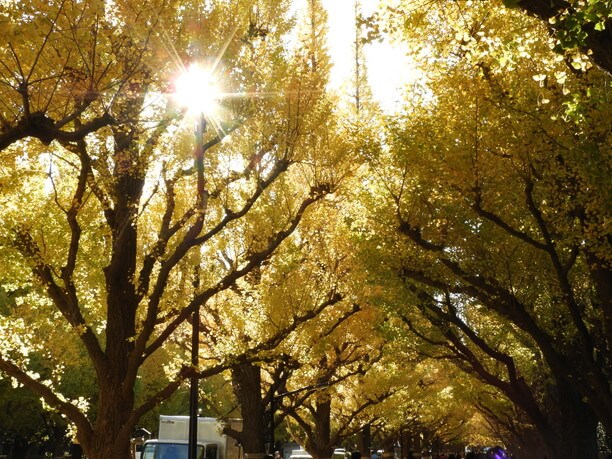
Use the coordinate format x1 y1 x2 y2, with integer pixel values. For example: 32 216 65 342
308 397 333 459
379 435 395 459
356 425 371 458
76 373 136 459
232 363 267 456
554 380 599 459
77 142 142 459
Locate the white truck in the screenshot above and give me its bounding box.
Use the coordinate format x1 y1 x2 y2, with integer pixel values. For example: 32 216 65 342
140 416 242 459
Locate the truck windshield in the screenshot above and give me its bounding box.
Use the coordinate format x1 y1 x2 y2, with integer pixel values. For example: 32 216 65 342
141 442 204 459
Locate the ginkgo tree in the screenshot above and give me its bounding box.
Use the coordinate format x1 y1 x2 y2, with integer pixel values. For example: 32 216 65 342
356 1 610 458
278 306 387 459
0 0 355 458
221 165 378 458
215 195 361 458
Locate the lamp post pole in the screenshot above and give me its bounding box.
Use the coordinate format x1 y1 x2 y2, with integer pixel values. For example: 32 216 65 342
188 113 207 459
270 395 275 453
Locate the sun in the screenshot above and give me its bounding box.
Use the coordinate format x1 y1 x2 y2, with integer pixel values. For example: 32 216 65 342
173 63 222 118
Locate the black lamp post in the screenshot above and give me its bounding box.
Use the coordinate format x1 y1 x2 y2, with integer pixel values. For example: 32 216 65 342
174 63 219 459
188 112 207 459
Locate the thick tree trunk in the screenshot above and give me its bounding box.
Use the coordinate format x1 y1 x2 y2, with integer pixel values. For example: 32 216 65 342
507 426 547 459
76 141 142 459
379 435 396 459
76 372 136 459
554 380 599 459
232 363 267 456
308 397 333 459
586 250 612 379
356 425 371 458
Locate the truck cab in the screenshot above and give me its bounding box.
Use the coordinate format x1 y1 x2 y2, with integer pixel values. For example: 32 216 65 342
141 439 217 459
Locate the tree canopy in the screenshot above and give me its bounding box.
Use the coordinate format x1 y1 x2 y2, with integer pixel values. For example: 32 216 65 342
0 1 610 458
0 0 354 457
355 1 610 457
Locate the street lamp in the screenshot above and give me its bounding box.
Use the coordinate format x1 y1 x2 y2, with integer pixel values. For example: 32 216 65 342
173 62 222 459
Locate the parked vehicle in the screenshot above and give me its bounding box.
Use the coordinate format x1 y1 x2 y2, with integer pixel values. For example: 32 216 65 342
289 447 313 459
332 449 351 459
140 416 241 459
